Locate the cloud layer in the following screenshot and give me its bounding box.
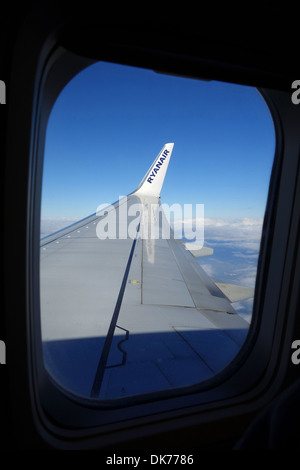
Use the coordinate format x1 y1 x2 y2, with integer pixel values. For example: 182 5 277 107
173 216 263 243
40 217 80 237
41 216 264 247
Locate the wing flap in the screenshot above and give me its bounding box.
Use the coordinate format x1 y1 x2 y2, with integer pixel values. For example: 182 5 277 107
215 282 255 302
184 243 214 258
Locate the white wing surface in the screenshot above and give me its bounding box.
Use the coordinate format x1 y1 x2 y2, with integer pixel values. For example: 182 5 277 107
40 143 252 400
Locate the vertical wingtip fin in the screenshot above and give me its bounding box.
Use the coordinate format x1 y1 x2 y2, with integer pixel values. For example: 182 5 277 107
134 143 174 197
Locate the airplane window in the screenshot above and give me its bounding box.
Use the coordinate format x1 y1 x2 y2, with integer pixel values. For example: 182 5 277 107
40 61 275 401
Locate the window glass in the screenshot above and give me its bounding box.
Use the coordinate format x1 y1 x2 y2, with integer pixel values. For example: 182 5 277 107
40 62 275 400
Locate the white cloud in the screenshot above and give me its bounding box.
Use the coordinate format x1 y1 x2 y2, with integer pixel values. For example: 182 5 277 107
233 298 253 324
204 217 263 240
236 269 257 288
172 217 263 246
40 217 80 236
198 262 216 278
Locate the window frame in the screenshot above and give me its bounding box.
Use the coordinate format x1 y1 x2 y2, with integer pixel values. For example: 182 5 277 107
5 5 300 449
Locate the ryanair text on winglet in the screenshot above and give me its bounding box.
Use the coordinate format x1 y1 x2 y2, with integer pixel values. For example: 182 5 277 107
147 148 169 183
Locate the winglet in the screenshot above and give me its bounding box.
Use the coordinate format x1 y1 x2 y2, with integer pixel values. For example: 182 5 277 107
134 143 174 197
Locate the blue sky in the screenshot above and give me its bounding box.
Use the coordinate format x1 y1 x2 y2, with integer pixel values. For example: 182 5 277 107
41 61 275 221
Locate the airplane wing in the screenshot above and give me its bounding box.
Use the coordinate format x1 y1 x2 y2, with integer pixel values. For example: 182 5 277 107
40 143 252 400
